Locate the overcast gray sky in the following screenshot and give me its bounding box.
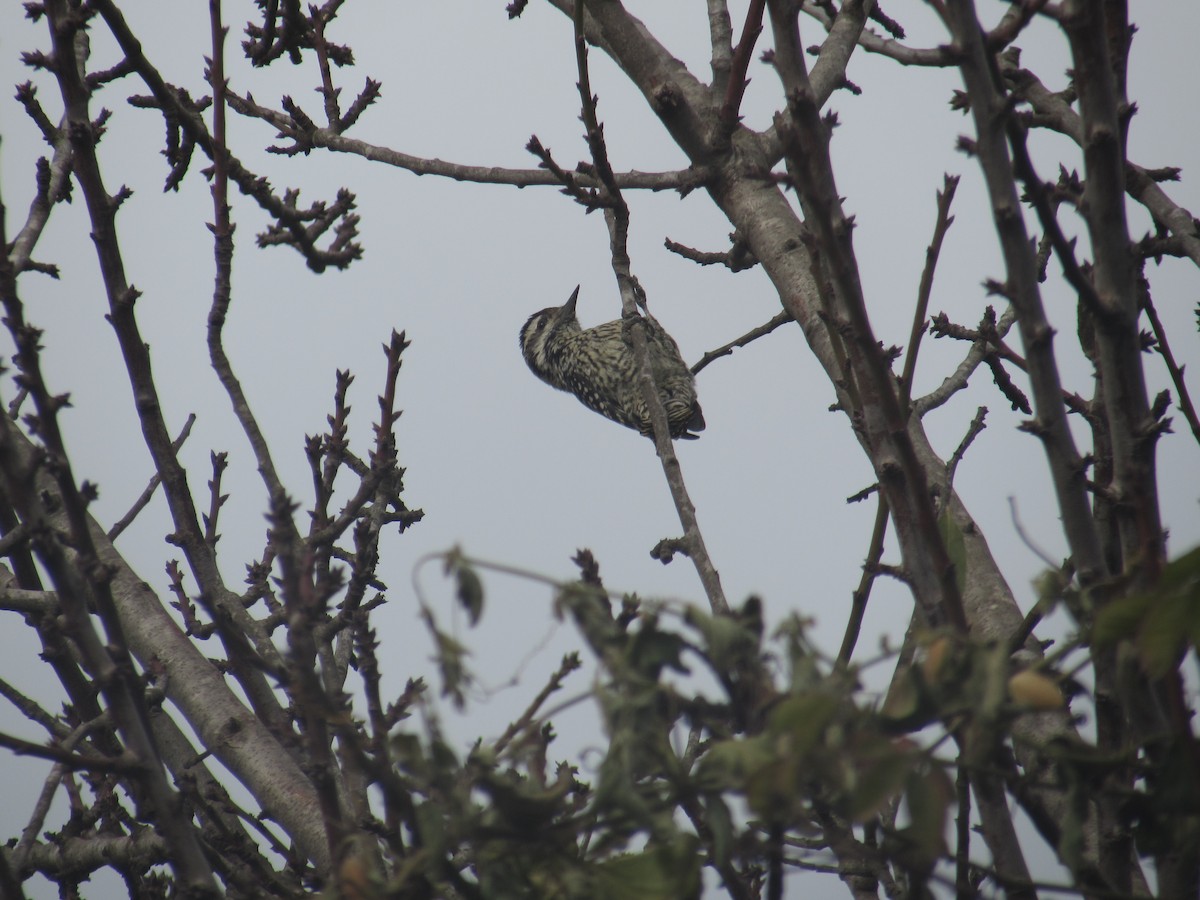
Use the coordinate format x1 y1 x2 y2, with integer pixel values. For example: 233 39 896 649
1 2 1198 897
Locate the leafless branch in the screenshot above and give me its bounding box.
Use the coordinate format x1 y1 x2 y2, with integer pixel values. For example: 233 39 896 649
836 495 890 667
945 406 988 489
227 81 712 193
107 413 196 541
941 0 1106 585
769 0 967 632
571 1 729 615
665 233 760 271
916 305 1017 415
718 0 766 133
691 311 793 375
1139 278 1200 448
899 174 959 408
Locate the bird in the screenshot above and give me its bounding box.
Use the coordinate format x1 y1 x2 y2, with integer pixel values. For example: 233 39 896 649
519 286 705 439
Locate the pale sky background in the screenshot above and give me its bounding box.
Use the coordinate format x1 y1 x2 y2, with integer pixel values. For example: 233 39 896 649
1 3 1198 898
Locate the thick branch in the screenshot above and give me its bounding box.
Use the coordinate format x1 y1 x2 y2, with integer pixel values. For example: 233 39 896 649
1060 0 1164 577
769 1 967 632
943 0 1106 584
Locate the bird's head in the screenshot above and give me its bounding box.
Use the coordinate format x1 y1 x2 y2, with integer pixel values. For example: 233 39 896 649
519 285 581 380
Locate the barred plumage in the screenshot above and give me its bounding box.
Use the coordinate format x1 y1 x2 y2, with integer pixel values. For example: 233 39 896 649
519 286 705 439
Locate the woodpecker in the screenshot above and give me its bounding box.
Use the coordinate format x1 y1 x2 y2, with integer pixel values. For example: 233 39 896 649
519 286 705 439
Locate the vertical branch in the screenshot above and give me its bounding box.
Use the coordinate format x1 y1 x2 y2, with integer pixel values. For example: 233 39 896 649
940 0 1106 586
204 0 293 737
806 0 871 104
1061 0 1164 578
52 0 287 680
954 756 972 898
311 0 346 128
899 175 959 409
573 2 728 614
206 0 291 513
706 0 734 92
718 0 766 133
836 496 889 668
275 501 347 866
767 1 967 633
1062 16 1193 896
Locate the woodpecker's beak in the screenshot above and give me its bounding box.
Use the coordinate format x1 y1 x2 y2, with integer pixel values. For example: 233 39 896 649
562 285 580 316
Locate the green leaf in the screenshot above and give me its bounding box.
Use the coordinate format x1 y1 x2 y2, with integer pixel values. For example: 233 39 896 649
444 548 484 626
628 617 690 679
938 509 968 595
684 606 757 672
907 767 953 842
845 736 916 822
745 756 804 822
477 767 573 834
413 800 446 859
420 605 471 709
1032 568 1067 615
694 734 775 792
1093 591 1151 646
1094 546 1200 678
704 793 735 871
879 665 923 723
589 838 701 900
892 766 953 875
766 690 840 753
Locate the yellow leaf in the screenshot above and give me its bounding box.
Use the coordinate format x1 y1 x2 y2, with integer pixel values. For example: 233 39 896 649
1007 670 1065 710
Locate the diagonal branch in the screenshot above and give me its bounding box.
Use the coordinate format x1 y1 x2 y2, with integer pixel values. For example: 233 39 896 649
107 414 195 541
691 310 792 375
1140 280 1200 448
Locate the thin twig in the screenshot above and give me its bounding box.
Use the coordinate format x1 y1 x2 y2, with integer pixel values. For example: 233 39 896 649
0 729 137 772
493 653 583 757
1007 496 1061 570
691 310 793 375
1140 281 1200 448
107 413 195 540
916 306 1017 416
955 750 972 897
664 234 759 271
945 407 988 490
719 0 766 132
11 712 113 871
837 496 890 668
900 174 959 408
941 0 1105 586
571 2 728 614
